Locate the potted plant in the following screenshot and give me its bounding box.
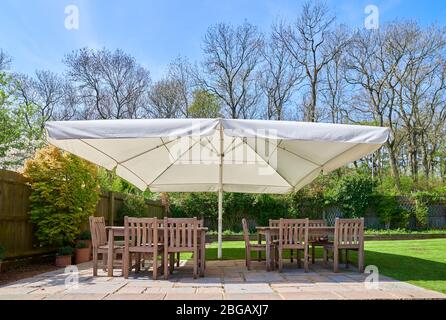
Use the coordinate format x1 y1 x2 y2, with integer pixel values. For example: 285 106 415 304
76 230 92 258
56 246 73 267
74 242 90 264
0 245 5 273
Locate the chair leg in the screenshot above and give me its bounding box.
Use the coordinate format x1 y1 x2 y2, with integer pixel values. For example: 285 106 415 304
275 247 279 269
278 249 283 272
102 253 107 272
304 247 309 273
345 250 349 269
153 252 158 280
164 250 169 280
257 234 262 262
93 249 98 276
176 252 180 267
290 249 293 262
123 250 129 279
135 253 141 273
311 244 315 264
169 253 174 274
297 250 301 268
358 248 364 273
193 251 198 279
246 249 251 270
128 253 133 273
333 249 339 273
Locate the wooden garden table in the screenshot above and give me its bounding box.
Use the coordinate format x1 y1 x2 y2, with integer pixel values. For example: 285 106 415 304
256 226 335 271
105 226 208 277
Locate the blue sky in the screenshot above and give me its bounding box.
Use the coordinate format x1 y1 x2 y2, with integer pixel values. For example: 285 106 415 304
1 0 445 80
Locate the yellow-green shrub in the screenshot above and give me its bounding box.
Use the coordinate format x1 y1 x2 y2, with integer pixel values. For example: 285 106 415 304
23 145 100 246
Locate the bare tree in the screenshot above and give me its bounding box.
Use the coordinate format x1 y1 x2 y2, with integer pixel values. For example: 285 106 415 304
344 27 404 187
64 48 151 119
168 56 194 117
391 23 446 181
146 78 184 118
15 70 66 129
261 28 303 120
196 21 264 119
0 49 11 71
274 1 347 122
320 26 351 123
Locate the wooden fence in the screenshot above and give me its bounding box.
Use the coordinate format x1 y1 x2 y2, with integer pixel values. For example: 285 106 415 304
0 170 165 260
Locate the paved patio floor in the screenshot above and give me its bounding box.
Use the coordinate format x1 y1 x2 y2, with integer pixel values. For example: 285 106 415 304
0 259 444 300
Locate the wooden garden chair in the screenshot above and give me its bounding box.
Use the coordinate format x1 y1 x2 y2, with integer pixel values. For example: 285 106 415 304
89 216 124 276
308 219 329 264
242 218 277 270
163 217 199 279
277 218 309 272
123 217 164 280
269 219 295 263
323 218 364 273
173 218 204 269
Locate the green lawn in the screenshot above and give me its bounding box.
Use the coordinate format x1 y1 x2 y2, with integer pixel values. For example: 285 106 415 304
184 239 446 294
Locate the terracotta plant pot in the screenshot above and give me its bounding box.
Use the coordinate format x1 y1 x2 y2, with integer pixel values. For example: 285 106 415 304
75 247 90 264
76 239 92 258
55 255 72 267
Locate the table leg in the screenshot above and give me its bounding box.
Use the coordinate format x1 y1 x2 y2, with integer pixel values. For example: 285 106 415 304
200 231 206 277
257 233 262 261
265 231 271 272
107 229 114 277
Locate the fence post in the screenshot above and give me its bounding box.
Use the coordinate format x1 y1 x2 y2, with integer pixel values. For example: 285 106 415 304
109 191 115 226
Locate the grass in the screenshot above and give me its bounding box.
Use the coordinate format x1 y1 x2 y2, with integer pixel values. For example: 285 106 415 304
183 239 446 294
205 229 446 236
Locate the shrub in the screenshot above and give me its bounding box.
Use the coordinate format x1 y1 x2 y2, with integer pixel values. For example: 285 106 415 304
78 230 91 240
328 173 375 218
171 192 218 220
0 245 5 260
116 194 148 224
413 192 430 228
58 246 73 256
75 242 88 249
23 145 100 247
372 194 409 229
253 194 289 226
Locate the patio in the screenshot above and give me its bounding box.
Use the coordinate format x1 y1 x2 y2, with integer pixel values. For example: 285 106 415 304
1 260 444 300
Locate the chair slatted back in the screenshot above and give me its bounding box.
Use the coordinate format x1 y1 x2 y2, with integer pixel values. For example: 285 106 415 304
334 218 364 248
278 218 309 249
89 216 107 248
269 219 280 227
125 217 158 248
308 219 328 242
242 218 251 251
269 219 280 240
164 217 198 251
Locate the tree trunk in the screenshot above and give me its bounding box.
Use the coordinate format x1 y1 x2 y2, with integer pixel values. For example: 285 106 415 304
160 192 171 217
387 142 401 190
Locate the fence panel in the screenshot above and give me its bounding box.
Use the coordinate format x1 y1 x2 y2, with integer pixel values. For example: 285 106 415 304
0 170 165 260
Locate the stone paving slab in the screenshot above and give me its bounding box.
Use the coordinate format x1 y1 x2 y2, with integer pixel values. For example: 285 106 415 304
105 293 165 300
0 259 444 300
224 293 282 300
